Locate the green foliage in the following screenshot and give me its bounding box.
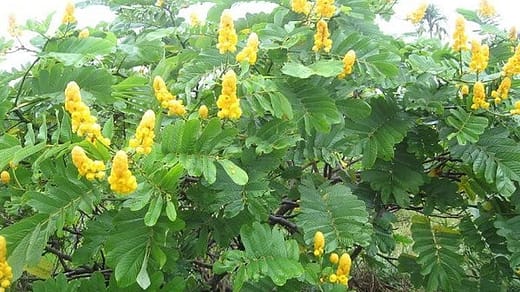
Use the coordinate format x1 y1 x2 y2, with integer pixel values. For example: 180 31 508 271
1 0 520 291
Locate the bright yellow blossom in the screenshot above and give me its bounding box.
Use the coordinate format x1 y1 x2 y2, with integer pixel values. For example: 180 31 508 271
0 236 13 291
407 3 427 24
329 252 339 264
198 105 209 119
217 10 238 54
492 77 511 104
217 70 242 120
129 110 156 154
108 151 137 195
291 0 311 15
313 231 325 257
64 82 111 145
71 146 106 180
329 274 337 283
338 50 356 79
152 76 186 116
236 32 260 65
316 0 336 19
62 1 77 24
511 101 520 115
155 0 164 7
461 84 469 96
312 20 332 53
0 171 9 184
334 253 351 286
471 81 489 110
478 0 496 18
78 29 89 38
452 16 468 52
503 45 520 76
469 40 489 73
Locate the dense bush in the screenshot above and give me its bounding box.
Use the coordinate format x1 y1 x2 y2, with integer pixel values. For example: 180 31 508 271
1 0 520 291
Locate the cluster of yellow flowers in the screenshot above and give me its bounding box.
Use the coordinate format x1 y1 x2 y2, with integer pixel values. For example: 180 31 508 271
469 40 489 73
312 20 332 53
313 231 351 286
316 0 336 18
64 82 111 145
511 101 520 115
503 45 520 76
313 231 325 256
460 84 469 96
236 33 260 65
291 0 311 15
338 50 356 79
129 110 156 155
217 70 242 120
190 12 201 27
78 29 89 39
71 146 106 180
478 0 496 18
153 76 186 116
108 151 137 195
62 1 76 24
407 3 427 25
452 16 468 52
198 105 209 119
471 82 490 110
0 236 13 291
0 171 9 185
491 77 511 104
216 10 238 54
8 14 21 37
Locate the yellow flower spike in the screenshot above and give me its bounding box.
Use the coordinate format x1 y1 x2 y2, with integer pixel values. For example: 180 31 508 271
190 12 201 26
329 252 339 264
461 84 469 96
129 110 156 155
217 10 238 54
338 50 356 79
316 0 336 19
71 146 106 180
0 171 9 184
478 0 496 18
471 81 490 110
312 20 332 53
336 253 352 277
198 105 209 119
452 16 468 52
152 76 186 116
0 236 13 290
406 2 427 24
217 70 242 120
510 101 520 115
338 274 348 285
503 45 520 76
491 77 511 105
78 29 89 39
8 14 21 37
469 40 489 73
313 231 325 257
291 0 311 15
62 1 77 24
108 151 137 195
64 82 111 145
236 32 260 65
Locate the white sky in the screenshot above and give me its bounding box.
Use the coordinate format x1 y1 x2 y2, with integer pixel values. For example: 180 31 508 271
0 0 519 70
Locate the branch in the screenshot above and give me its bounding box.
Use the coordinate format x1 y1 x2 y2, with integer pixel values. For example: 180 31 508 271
268 215 298 233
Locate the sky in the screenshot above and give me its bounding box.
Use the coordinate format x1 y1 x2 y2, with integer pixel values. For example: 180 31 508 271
0 0 519 70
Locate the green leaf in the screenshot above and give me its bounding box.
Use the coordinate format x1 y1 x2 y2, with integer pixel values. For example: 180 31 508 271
165 200 177 222
446 107 488 145
345 98 413 168
281 60 343 78
410 216 464 292
296 178 372 250
281 62 314 79
218 159 249 186
144 195 164 227
44 36 116 66
214 222 304 290
245 119 301 154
